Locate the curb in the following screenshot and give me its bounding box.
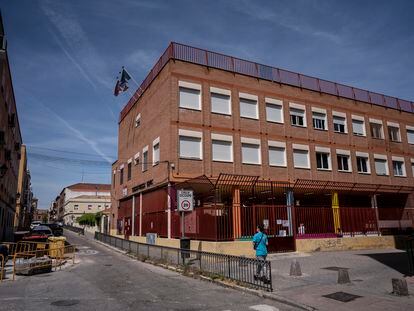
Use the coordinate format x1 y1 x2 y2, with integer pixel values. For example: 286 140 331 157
92 238 316 311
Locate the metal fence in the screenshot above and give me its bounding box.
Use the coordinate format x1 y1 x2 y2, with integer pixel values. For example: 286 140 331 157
407 236 414 276
63 225 85 235
94 232 273 291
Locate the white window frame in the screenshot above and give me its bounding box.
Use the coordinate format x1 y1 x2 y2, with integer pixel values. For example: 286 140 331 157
179 129 203 160
336 149 351 172
374 154 389 176
211 133 233 162
312 107 327 131
265 98 284 124
135 113 141 128
392 156 406 177
369 118 384 139
315 146 331 171
289 103 306 127
179 81 202 111
152 137 160 166
239 92 258 119
356 152 370 174
411 159 414 177
352 115 366 136
387 122 401 142
268 141 286 167
332 111 347 133
210 87 231 115
134 152 140 165
292 144 310 169
406 126 414 145
241 137 261 165
142 146 149 172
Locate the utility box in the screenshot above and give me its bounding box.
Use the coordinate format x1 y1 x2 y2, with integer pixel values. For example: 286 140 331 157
180 237 191 259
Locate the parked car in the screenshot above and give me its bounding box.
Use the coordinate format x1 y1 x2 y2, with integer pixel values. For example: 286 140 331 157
23 225 53 242
30 221 42 230
42 223 63 236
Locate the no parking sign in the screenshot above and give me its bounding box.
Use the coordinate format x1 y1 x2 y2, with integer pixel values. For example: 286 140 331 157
177 189 194 212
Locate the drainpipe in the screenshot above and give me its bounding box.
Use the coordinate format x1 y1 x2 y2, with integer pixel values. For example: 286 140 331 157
167 182 171 239
139 192 143 236
132 195 135 236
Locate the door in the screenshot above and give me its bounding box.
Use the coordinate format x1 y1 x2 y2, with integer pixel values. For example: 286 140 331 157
124 217 132 240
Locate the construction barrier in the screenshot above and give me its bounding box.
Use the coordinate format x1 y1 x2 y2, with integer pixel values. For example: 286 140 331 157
11 244 77 280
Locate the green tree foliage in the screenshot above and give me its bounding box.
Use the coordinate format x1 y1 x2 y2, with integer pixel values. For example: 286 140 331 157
76 213 96 226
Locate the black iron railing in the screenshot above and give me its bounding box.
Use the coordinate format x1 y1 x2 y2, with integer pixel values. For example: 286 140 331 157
63 225 84 235
94 232 272 291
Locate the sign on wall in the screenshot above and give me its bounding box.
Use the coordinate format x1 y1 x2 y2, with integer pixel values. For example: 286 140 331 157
177 189 194 212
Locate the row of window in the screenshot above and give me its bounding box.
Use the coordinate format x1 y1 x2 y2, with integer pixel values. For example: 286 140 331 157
72 204 108 211
117 137 160 185
178 81 414 144
177 130 414 177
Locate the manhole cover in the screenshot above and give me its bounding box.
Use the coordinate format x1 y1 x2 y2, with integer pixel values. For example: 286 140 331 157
323 292 362 302
51 300 80 307
352 279 363 282
322 266 349 271
104 264 112 267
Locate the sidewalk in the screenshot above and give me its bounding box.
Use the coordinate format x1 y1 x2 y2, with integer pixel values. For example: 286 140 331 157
268 248 414 310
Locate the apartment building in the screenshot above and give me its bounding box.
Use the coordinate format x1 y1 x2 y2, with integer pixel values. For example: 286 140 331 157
52 183 111 223
111 43 414 252
0 15 23 242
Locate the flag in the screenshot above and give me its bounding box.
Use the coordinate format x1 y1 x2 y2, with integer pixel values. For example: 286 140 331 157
114 67 131 96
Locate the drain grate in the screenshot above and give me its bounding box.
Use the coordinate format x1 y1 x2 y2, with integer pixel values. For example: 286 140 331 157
51 300 80 307
323 292 362 303
322 266 349 271
104 264 113 267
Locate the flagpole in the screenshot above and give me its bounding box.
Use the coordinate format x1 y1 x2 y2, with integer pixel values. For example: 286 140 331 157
122 67 140 87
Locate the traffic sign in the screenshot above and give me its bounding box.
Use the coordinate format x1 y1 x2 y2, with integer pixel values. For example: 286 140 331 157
177 189 194 212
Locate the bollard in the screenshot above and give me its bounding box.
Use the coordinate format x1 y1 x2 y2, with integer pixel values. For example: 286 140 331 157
337 268 351 284
289 259 302 276
392 278 409 296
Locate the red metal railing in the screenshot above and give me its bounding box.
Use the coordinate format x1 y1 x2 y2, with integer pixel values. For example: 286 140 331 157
339 207 378 235
119 42 414 122
295 206 335 237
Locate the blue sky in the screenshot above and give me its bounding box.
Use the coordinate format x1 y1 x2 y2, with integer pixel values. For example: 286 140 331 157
2 0 414 209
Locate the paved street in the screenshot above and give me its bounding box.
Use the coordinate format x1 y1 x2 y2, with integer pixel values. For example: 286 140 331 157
0 231 295 311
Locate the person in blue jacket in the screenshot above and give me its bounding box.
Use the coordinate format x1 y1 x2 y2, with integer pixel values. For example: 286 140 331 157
253 224 269 282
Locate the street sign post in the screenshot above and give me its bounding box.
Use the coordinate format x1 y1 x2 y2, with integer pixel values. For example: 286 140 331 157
177 189 194 238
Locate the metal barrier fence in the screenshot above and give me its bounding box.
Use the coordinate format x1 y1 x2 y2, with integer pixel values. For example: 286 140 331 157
95 232 273 291
63 225 85 235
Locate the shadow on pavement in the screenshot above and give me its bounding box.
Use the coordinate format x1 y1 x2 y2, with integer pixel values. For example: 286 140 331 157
359 252 410 275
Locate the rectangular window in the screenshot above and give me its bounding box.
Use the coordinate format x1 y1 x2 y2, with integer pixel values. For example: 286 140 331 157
142 148 148 172
211 88 231 115
316 152 330 170
370 122 383 139
374 157 388 176
74 205 78 210
268 146 286 167
179 82 201 110
179 135 202 159
241 140 261 165
392 160 405 177
112 171 116 186
352 119 365 136
239 95 258 119
134 153 140 165
127 162 132 180
88 205 92 210
312 112 327 130
337 155 350 172
407 128 414 144
135 113 141 128
333 116 346 133
265 98 283 123
153 137 160 166
412 161 414 177
356 156 369 174
212 140 232 162
290 108 305 127
293 147 310 169
120 168 124 185
388 126 400 142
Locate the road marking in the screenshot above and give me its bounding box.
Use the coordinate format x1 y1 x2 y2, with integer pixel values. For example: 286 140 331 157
249 305 279 311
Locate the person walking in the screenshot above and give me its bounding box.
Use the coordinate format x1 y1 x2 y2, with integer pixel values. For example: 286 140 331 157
253 224 269 283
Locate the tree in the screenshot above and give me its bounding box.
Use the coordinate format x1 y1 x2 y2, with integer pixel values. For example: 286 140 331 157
76 213 96 226
42 214 48 223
